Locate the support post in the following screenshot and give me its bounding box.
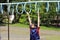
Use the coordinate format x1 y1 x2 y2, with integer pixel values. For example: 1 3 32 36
7 5 10 40
7 0 10 40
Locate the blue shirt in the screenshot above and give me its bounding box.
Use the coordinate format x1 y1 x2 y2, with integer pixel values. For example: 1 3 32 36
30 25 40 40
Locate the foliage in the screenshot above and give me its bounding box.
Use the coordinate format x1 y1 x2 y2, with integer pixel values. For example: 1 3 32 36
0 0 60 27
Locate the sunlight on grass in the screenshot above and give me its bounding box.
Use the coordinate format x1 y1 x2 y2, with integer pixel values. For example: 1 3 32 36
10 23 60 31
10 23 29 28
41 26 60 31
45 35 60 40
9 23 60 40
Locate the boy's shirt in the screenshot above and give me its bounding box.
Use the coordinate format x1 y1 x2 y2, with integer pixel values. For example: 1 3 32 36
30 26 40 39
30 25 40 40
30 25 40 36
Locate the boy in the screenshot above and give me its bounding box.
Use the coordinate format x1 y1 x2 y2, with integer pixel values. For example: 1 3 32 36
26 9 40 40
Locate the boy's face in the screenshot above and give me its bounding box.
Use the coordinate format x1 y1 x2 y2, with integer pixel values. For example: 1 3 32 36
31 24 35 28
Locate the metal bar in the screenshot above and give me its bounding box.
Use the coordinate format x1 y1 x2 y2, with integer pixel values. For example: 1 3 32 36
30 1 60 2
7 0 10 40
8 16 9 40
24 3 26 12
0 1 60 5
46 2 49 12
1 4 3 14
58 2 59 12
16 4 24 14
7 5 10 40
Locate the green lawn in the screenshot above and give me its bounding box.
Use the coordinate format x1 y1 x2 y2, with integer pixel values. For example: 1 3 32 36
9 23 60 40
9 23 60 31
41 26 60 31
45 35 60 40
10 23 29 28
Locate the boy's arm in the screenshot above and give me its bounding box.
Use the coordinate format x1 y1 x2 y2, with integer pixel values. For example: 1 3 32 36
26 12 32 25
37 8 40 27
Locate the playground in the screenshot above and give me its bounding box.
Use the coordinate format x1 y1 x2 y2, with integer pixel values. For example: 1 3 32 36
0 0 60 40
0 24 60 40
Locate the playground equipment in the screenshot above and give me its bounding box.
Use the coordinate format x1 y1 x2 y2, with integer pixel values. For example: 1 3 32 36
0 1 60 40
9 5 14 23
56 2 60 12
1 1 60 14
46 2 49 12
0 4 3 14
16 4 25 14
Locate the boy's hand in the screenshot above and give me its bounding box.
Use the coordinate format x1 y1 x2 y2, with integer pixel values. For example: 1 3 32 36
26 12 29 15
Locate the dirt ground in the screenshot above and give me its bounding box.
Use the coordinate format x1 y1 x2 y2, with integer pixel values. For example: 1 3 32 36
0 26 60 40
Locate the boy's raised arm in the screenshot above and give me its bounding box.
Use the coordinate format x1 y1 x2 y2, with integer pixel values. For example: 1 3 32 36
26 12 32 25
37 8 40 27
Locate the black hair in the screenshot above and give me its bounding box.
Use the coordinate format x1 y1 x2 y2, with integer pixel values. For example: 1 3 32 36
32 22 37 28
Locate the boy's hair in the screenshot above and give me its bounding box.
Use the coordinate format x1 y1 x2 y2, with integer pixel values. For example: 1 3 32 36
32 21 37 27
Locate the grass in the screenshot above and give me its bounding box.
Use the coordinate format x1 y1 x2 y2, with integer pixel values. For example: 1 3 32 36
41 26 60 31
45 35 60 40
6 23 60 40
9 23 60 31
10 23 29 28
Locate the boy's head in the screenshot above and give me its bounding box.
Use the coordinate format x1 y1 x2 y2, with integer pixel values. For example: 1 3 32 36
31 23 37 28
31 23 35 28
